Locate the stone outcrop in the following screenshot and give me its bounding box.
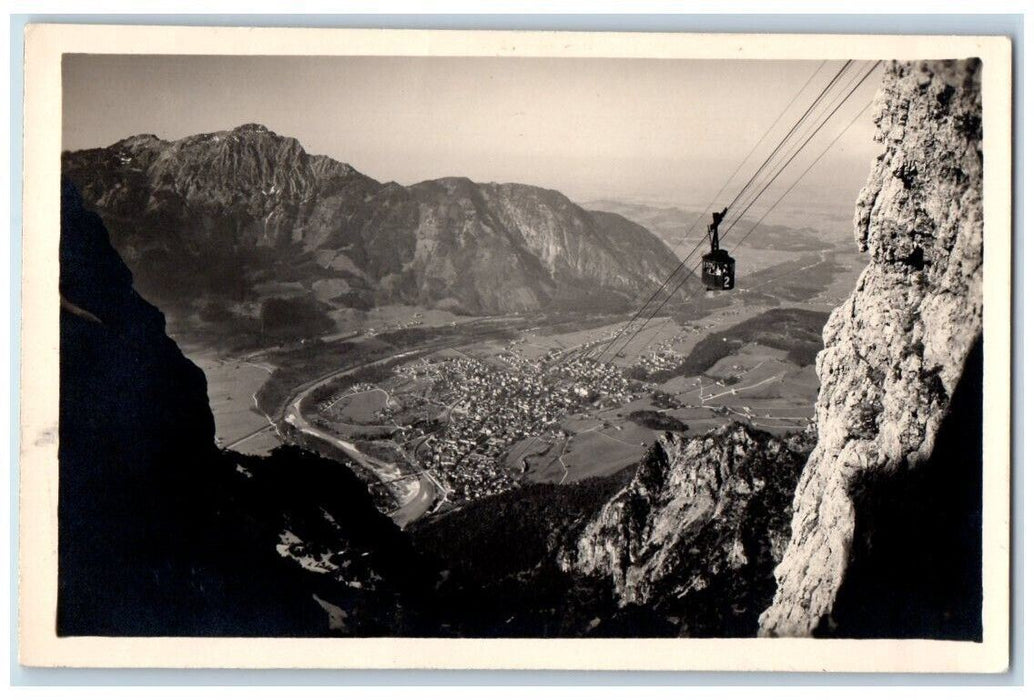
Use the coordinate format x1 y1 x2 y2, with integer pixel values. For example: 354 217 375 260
562 425 811 636
758 59 984 638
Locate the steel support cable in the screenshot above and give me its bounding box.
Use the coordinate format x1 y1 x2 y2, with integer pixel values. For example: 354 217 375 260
704 60 830 220
582 62 833 365
723 60 874 227
578 233 707 363
602 255 705 364
595 62 853 365
604 62 880 366
728 94 876 255
720 61 882 239
584 232 708 363
722 60 853 216
723 59 853 219
603 63 852 366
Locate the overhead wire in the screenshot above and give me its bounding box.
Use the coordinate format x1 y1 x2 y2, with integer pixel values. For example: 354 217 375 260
719 61 882 239
599 62 863 364
721 60 871 227
729 77 879 255
599 61 882 365
581 60 839 365
722 60 853 215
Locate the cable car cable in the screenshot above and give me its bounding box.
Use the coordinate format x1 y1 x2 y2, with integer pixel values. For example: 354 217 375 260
598 64 856 363
586 232 709 363
604 63 880 364
723 61 873 226
728 91 876 256
699 63 860 292
583 62 834 365
602 256 705 364
705 60 831 218
720 62 881 239
722 60 853 216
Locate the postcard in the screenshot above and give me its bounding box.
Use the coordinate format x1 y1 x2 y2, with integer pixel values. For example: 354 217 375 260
18 24 1012 671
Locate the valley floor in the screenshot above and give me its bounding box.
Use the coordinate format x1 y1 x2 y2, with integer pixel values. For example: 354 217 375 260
183 248 864 528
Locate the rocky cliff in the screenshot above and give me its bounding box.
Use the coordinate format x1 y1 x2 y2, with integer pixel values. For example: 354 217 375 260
561 425 812 636
59 179 434 636
62 125 682 316
758 59 984 638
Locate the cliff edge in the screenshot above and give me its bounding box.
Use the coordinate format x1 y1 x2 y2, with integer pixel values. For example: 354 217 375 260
59 180 432 636
758 59 984 638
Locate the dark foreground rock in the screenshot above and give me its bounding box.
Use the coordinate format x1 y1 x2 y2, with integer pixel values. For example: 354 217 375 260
59 180 433 636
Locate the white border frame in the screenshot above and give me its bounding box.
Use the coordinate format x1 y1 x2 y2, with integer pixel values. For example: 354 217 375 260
18 24 1013 672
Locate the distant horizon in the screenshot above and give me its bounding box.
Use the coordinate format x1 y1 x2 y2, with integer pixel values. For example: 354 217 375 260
61 117 871 231
63 117 868 232
64 54 881 217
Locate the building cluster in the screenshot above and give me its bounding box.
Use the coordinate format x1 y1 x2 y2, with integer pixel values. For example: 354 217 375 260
633 347 684 374
391 350 643 503
629 328 694 374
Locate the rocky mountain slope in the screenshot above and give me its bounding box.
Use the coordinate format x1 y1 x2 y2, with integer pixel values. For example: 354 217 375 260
758 59 984 638
561 425 812 636
62 124 682 317
59 179 434 636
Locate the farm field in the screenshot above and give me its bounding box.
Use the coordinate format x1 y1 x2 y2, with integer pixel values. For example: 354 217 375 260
326 388 392 424
189 291 828 505
188 351 277 451
228 427 284 456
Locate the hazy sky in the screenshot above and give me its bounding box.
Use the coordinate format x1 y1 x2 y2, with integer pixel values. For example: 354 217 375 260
63 54 882 213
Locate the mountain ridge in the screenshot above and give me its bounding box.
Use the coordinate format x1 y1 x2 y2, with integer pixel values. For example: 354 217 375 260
560 424 813 636
62 124 685 318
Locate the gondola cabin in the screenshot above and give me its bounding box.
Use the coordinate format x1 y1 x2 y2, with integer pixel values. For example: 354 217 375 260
702 248 735 290
701 207 735 291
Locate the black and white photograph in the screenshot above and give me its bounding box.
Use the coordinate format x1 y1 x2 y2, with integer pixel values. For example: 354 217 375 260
18 25 1012 672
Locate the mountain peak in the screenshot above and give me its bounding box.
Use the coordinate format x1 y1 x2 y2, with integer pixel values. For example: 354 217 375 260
62 124 683 315
561 423 810 633
111 133 166 151
232 122 273 134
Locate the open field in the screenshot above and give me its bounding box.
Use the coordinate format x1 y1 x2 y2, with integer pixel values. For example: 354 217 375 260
330 304 484 338
187 351 277 452
328 388 392 424
516 438 567 482
734 250 866 309
227 426 284 456
560 426 652 481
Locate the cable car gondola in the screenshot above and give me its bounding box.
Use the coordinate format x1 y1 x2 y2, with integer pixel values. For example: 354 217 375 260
701 207 735 291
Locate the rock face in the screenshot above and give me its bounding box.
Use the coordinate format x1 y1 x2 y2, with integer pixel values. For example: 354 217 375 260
59 180 432 636
62 124 682 315
562 425 811 636
758 59 984 638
